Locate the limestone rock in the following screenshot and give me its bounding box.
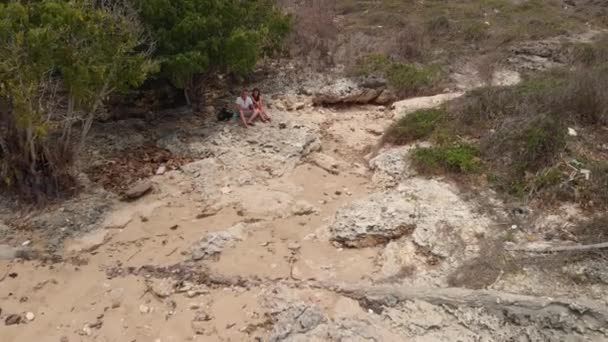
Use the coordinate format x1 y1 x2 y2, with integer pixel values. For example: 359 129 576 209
292 201 319 216
369 147 414 188
190 223 247 261
308 153 348 175
313 77 386 106
123 181 152 200
374 88 397 105
329 191 416 248
147 278 176 298
392 93 463 120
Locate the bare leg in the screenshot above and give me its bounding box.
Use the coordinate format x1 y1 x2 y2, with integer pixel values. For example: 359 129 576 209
259 105 271 122
247 109 261 125
239 110 248 128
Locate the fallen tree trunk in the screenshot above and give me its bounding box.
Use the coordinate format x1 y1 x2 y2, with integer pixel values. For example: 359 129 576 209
315 282 608 333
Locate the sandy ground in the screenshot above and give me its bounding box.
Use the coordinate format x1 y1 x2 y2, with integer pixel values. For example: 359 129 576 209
2 80 607 341
0 101 394 342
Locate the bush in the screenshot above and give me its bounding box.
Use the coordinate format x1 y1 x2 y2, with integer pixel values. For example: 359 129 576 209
463 22 489 42
426 16 450 34
387 63 439 95
0 0 154 201
412 143 481 175
518 117 566 172
382 109 445 145
570 34 608 67
136 0 290 112
356 54 440 96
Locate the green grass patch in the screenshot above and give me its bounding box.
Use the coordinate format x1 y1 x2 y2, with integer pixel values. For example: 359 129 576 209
382 108 445 145
412 143 481 175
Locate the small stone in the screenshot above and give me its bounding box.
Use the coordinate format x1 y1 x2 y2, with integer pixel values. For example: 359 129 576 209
60 336 69 342
294 102 306 110
5 314 22 325
25 312 35 321
568 127 578 136
124 181 153 200
139 304 150 314
156 165 167 175
260 241 270 247
81 324 92 336
22 240 31 247
335 190 342 196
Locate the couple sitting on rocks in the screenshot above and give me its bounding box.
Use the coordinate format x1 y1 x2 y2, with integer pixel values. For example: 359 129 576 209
235 88 271 127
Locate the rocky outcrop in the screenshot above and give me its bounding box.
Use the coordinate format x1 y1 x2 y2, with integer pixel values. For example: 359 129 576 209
329 192 417 248
313 77 392 106
178 120 321 203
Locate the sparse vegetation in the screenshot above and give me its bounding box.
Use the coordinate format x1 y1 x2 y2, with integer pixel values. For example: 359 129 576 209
355 54 441 96
380 33 608 209
412 143 481 175
382 109 445 145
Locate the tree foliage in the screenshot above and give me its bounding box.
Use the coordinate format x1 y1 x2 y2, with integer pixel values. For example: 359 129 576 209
135 0 290 108
0 0 155 200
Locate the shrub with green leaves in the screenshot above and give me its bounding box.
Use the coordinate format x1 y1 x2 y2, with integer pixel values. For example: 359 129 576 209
412 143 481 175
355 54 440 96
0 0 155 200
135 0 290 111
383 108 445 145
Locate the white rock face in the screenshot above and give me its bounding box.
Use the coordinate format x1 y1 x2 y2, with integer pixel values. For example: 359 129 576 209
179 121 321 205
392 93 464 120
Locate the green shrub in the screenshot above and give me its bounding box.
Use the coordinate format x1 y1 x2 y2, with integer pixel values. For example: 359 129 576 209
412 143 481 174
518 117 566 172
355 53 392 77
387 63 439 95
382 108 445 145
136 0 290 112
0 0 155 201
355 54 440 95
426 16 450 34
570 35 608 67
463 22 489 42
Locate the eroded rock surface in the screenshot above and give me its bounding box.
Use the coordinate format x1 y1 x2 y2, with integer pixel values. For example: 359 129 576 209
313 77 387 106
190 223 250 261
329 191 417 248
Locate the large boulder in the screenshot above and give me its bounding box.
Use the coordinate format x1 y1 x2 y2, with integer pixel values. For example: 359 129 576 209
313 77 387 106
329 191 416 248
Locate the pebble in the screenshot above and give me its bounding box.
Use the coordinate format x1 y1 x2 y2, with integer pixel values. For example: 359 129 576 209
139 304 150 314
81 324 92 336
25 312 35 321
156 165 167 175
22 240 31 247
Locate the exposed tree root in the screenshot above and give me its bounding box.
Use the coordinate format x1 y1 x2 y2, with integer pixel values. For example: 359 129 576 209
315 282 608 333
